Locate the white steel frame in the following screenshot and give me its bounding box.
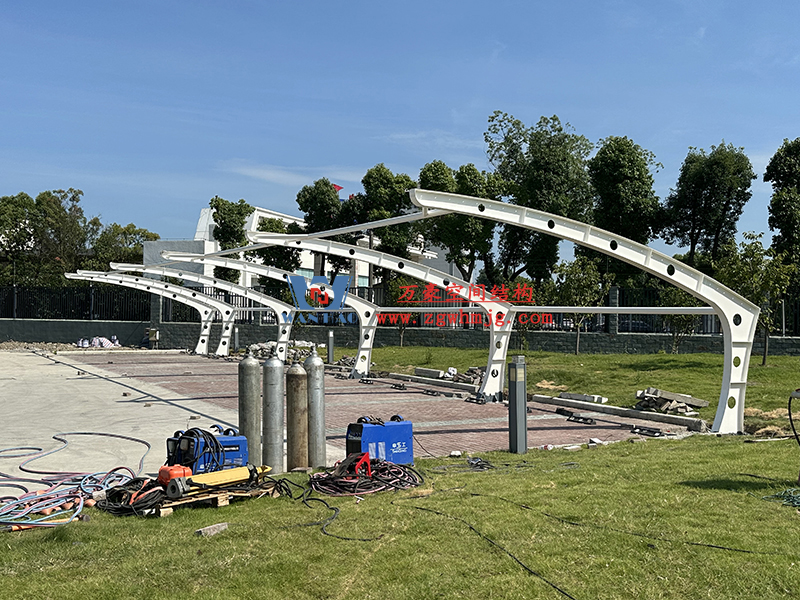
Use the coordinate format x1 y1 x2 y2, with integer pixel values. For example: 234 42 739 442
160 252 380 377
68 271 238 356
406 189 760 434
245 234 517 402
109 262 296 362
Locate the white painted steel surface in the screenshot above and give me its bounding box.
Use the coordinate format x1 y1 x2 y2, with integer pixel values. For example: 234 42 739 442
160 252 380 377
408 189 760 434
68 271 238 356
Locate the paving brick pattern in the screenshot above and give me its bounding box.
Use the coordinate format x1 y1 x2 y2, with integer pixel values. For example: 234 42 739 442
68 351 689 458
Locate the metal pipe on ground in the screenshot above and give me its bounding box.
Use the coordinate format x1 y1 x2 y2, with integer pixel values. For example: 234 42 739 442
262 352 285 473
238 350 262 462
305 348 326 468
286 361 309 470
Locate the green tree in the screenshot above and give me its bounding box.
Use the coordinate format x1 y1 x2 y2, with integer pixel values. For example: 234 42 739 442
246 217 302 285
657 286 702 354
764 138 800 290
661 143 756 267
715 232 795 365
295 178 349 275
553 256 613 355
29 188 92 286
0 192 37 285
485 112 593 282
209 195 255 282
418 161 501 283
83 222 160 271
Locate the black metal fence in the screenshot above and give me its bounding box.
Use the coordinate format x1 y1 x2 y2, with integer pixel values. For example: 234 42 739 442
4 284 800 336
0 285 150 321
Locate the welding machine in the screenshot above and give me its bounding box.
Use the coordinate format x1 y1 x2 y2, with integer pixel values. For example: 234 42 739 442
166 425 248 474
345 415 413 464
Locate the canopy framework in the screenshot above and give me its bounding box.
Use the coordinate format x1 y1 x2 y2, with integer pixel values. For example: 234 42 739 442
160 252 380 377
68 271 238 355
406 189 759 434
109 262 296 362
245 233 516 402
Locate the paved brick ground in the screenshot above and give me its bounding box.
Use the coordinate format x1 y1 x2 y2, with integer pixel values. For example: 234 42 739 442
67 351 691 459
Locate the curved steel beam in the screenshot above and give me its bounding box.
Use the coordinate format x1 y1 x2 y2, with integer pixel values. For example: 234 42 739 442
160 252 380 377
110 262 295 362
69 271 237 356
245 234 516 402
408 189 760 434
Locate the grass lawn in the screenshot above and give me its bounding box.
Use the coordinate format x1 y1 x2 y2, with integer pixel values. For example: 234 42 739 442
3 436 800 599
359 347 800 432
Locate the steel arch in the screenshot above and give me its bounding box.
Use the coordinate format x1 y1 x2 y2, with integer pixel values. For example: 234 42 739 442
110 262 296 362
408 189 760 434
160 252 380 377
245 234 516 402
69 271 237 356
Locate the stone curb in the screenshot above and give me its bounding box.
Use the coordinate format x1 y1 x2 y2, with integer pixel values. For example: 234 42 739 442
529 394 708 432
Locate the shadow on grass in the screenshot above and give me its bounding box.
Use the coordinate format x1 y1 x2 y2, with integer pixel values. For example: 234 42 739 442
615 358 715 371
677 476 794 493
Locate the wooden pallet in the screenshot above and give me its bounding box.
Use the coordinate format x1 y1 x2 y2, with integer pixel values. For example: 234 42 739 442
156 484 279 517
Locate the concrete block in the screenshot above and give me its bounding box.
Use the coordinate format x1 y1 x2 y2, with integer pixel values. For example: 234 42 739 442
414 367 444 379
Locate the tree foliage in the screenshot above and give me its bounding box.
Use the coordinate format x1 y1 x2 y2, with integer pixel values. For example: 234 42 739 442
418 160 501 283
714 232 795 365
246 217 302 284
661 143 755 266
83 222 160 272
764 137 800 291
553 256 613 355
209 195 255 282
485 112 593 282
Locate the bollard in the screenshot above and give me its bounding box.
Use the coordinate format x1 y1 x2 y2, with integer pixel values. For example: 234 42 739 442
238 350 262 462
262 351 285 473
286 361 308 470
304 347 326 468
327 330 334 364
508 355 527 454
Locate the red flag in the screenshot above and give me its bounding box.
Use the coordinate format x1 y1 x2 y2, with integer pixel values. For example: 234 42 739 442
332 184 343 192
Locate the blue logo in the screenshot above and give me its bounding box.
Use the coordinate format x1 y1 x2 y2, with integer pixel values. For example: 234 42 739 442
285 275 354 324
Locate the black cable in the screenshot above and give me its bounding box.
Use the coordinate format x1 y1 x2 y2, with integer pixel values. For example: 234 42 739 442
789 393 800 449
95 478 165 517
411 505 579 600
413 434 437 458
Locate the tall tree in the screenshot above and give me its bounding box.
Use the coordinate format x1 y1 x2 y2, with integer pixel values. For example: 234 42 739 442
553 256 613 355
661 143 755 267
209 195 254 282
485 112 593 282
0 192 37 285
418 161 501 283
295 178 349 275
246 217 302 284
84 222 160 271
714 232 795 365
764 137 800 291
586 136 661 283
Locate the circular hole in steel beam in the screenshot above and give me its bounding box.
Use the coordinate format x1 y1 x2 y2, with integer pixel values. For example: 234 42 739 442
491 369 498 378
360 356 366 361
201 338 206 343
478 204 485 212
365 311 371 318
610 240 618 251
733 356 741 367
496 341 502 349
364 334 370 340
398 262 404 269
727 396 736 409
349 249 355 255
733 314 742 326
443 280 450 286
172 294 177 298
667 265 675 276
547 220 555 229
222 341 227 345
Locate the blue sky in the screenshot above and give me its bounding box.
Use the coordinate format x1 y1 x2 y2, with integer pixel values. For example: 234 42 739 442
2 1 799 255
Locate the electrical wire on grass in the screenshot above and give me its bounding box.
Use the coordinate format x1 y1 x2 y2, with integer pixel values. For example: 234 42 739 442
413 434 437 458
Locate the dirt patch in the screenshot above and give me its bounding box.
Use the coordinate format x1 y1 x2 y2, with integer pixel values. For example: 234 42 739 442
535 380 568 391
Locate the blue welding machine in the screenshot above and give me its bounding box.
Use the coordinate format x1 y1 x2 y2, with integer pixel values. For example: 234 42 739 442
166 425 248 473
345 416 413 464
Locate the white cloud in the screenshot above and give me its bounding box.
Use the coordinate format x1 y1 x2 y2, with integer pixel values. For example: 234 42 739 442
218 160 364 187
384 130 484 151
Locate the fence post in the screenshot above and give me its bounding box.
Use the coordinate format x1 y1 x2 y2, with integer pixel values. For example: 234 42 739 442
508 355 527 454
